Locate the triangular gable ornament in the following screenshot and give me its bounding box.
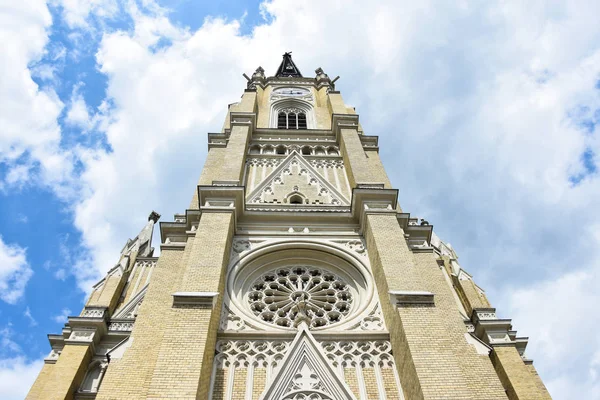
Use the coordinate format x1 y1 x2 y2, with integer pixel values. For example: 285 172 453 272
259 322 357 400
247 151 349 206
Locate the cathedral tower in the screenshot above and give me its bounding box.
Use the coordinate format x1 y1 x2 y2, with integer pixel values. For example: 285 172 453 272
27 53 552 400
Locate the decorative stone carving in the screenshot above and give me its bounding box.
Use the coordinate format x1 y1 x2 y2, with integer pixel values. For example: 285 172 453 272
309 159 343 168
232 239 251 253
246 158 284 167
81 307 106 318
245 207 350 213
70 330 94 340
287 364 325 394
108 321 134 331
346 303 385 331
475 310 497 320
214 339 291 369
260 325 359 400
246 152 349 207
332 239 366 256
219 306 252 332
247 266 353 329
320 340 395 368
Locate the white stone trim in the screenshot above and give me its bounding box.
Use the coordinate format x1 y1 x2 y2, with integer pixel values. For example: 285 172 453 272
269 97 315 130
172 291 219 307
389 290 435 306
225 240 376 333
258 323 358 400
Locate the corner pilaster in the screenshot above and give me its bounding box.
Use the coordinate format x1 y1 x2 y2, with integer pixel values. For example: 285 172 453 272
147 187 241 399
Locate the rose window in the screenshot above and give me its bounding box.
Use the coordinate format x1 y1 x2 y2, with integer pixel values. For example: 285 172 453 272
247 266 353 329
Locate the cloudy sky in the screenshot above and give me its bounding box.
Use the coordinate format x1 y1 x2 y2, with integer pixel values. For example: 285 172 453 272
1 0 599 398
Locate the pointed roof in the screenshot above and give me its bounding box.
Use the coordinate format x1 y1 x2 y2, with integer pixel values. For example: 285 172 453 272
259 323 357 400
275 52 303 78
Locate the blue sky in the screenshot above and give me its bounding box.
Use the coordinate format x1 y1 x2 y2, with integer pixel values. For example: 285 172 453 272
1 1 600 399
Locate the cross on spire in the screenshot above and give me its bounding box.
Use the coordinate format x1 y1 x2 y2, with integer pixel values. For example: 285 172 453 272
275 51 303 77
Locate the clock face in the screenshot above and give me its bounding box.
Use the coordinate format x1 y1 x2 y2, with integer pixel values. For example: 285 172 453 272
273 87 310 97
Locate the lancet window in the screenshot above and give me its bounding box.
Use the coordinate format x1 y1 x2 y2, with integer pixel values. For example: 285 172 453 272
271 100 314 129
277 108 308 130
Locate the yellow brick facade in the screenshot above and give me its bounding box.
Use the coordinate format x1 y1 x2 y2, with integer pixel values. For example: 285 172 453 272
27 54 550 400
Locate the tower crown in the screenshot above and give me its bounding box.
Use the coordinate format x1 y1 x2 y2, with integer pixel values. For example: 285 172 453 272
275 52 303 78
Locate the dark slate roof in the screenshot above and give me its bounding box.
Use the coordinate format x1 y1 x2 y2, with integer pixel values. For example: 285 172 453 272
275 52 303 78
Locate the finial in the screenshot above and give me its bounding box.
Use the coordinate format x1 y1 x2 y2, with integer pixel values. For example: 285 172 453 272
244 66 266 89
148 211 161 223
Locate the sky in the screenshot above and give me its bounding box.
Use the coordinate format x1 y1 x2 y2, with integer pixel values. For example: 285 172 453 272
0 0 599 398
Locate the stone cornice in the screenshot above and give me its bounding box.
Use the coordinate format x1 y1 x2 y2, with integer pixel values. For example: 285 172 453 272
360 135 379 151
172 291 219 307
389 290 435 306
471 308 530 355
350 187 399 234
229 111 256 131
331 113 360 141
197 185 245 223
207 132 228 149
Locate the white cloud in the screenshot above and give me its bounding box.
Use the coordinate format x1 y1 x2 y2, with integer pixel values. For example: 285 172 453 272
23 307 37 327
0 357 43 400
0 237 33 304
65 85 93 130
0 326 43 400
0 0 72 193
53 0 119 29
51 308 71 324
2 0 600 398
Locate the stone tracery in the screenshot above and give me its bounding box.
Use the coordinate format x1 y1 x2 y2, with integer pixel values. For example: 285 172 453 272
247 266 353 329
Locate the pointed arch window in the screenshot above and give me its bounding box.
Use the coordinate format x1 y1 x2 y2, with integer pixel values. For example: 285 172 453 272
277 108 308 130
271 99 314 129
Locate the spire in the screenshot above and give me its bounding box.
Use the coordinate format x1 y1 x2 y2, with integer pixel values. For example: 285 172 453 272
120 211 161 258
275 52 303 78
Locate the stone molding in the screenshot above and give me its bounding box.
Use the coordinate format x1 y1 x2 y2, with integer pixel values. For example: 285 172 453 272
172 291 219 307
351 187 398 234
471 308 530 355
257 323 358 400
331 113 360 142
224 239 378 333
229 111 256 130
196 185 245 232
246 150 350 206
389 290 435 306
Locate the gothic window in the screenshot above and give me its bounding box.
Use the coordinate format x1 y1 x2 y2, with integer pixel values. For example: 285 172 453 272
301 146 312 155
247 266 353 329
278 112 287 129
271 100 313 129
277 109 308 130
297 112 307 129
